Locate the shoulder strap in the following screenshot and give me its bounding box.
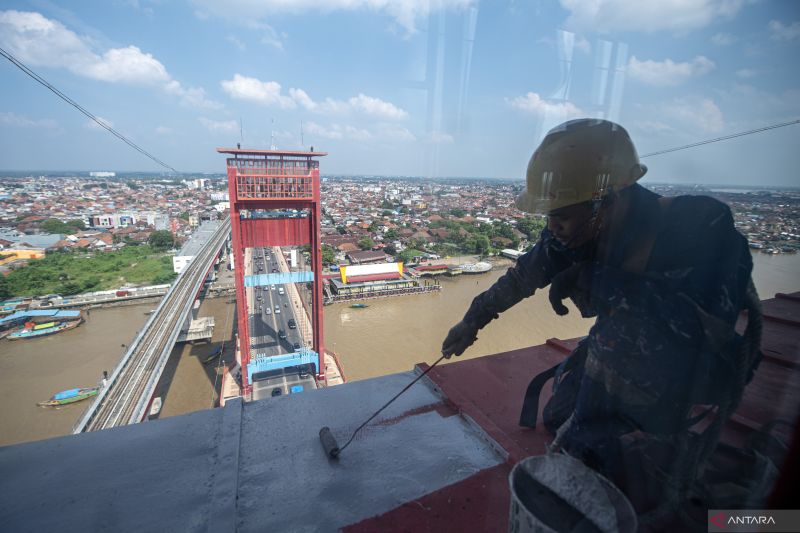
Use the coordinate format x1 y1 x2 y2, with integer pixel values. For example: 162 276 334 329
621 196 674 274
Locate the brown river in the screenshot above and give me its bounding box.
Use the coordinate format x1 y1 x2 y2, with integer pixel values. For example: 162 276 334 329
1 252 798 446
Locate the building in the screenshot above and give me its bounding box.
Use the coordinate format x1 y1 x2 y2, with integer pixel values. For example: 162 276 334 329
345 249 388 265
329 262 417 297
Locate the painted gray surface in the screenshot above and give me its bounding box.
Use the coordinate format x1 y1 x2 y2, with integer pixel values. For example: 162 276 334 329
0 371 503 533
0 407 225 533
236 371 503 532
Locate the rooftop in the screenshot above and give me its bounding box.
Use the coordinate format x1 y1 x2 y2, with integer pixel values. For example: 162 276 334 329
0 292 797 531
176 220 221 258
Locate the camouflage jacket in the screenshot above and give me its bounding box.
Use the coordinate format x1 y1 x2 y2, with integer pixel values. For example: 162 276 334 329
464 184 753 432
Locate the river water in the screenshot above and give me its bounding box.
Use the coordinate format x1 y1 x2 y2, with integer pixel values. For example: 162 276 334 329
1 252 798 446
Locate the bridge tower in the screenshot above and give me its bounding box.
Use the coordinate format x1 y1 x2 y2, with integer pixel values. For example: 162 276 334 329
218 148 327 395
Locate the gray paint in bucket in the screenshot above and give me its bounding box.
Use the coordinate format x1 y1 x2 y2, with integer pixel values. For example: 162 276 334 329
508 454 637 533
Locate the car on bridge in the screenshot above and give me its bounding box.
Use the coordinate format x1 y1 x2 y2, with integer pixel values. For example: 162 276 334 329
287 319 296 329
278 329 286 339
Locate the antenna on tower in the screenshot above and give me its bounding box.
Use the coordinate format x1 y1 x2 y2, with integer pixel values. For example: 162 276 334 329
270 118 277 150
300 119 304 148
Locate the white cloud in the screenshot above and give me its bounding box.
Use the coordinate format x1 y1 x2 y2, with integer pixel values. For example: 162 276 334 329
736 68 757 78
506 92 583 118
223 76 408 120
191 0 472 36
631 120 674 133
199 117 239 133
575 36 591 54
304 121 416 142
221 75 296 109
711 32 737 45
628 55 715 86
768 19 800 41
226 35 246 51
424 131 455 144
661 98 724 132
348 94 409 120
289 88 317 111
85 116 114 131
560 0 746 33
0 10 220 109
377 124 416 142
0 111 58 129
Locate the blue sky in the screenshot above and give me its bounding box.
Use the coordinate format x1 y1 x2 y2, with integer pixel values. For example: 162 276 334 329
1 0 798 186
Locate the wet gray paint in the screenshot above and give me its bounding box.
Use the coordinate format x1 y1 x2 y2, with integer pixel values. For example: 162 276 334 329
236 370 503 532
0 370 503 533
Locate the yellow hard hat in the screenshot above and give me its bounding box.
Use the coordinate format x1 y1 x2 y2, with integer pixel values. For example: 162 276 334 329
515 118 647 214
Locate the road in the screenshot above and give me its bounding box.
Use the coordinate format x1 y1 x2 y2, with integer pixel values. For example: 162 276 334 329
247 246 314 399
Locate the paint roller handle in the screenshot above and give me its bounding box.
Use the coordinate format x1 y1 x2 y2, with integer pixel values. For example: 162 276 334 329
335 354 448 456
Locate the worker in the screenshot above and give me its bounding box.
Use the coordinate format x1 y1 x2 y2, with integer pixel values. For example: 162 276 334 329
441 118 758 476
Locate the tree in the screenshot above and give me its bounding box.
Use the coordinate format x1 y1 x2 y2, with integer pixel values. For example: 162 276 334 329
0 276 10 299
384 244 397 256
40 219 69 234
66 219 86 231
357 237 375 250
449 208 466 218
148 230 175 251
321 244 336 265
179 211 191 221
336 226 347 235
385 228 398 239
475 234 490 255
381 199 394 209
517 216 547 240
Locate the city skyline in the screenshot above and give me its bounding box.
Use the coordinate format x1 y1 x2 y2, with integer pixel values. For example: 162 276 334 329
1 1 799 185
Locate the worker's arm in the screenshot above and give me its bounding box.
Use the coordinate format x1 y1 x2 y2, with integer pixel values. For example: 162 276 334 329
442 228 575 357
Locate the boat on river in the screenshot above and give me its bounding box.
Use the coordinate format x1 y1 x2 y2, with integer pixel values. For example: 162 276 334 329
350 303 369 309
38 387 100 407
458 262 492 274
7 319 83 340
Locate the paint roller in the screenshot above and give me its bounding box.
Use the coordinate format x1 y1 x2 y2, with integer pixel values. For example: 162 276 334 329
319 354 447 458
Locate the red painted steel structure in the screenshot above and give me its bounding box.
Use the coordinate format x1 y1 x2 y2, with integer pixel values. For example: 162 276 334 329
218 148 328 394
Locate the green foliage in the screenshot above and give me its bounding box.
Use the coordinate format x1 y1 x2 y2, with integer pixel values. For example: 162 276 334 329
517 216 547 240
380 199 394 209
148 230 175 251
336 226 347 235
398 249 424 264
321 244 336 265
381 210 394 217
40 218 84 235
383 244 397 256
152 272 177 284
0 276 10 299
4 245 175 297
179 211 191 221
357 237 375 250
384 228 398 239
66 219 86 231
449 208 466 218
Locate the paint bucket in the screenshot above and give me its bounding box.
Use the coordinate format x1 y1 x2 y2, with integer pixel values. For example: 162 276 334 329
508 453 637 533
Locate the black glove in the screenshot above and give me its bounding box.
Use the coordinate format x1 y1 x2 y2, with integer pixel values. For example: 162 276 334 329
548 261 592 316
441 320 479 359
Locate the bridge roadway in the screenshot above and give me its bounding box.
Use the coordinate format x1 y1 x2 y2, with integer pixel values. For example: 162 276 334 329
73 218 231 433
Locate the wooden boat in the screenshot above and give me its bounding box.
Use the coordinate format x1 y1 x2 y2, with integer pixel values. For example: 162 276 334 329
38 387 99 407
202 345 224 364
7 319 83 340
350 303 369 309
